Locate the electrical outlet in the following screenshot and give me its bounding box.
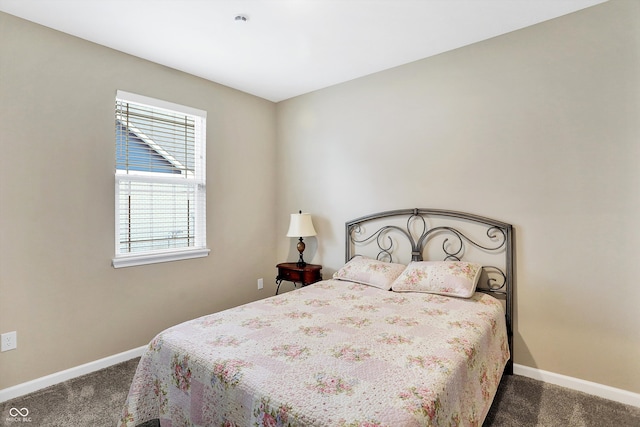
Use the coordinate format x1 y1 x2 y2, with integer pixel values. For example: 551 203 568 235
257 278 264 290
1 331 17 352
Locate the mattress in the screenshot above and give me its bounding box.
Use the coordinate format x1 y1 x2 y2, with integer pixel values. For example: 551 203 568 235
119 279 509 426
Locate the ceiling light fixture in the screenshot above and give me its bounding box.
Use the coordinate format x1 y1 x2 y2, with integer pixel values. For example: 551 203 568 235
234 14 248 23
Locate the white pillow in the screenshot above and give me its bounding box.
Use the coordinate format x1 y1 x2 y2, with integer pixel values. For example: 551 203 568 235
391 261 482 298
333 256 406 290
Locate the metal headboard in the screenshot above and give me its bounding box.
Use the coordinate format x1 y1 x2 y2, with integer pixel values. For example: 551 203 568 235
345 208 514 374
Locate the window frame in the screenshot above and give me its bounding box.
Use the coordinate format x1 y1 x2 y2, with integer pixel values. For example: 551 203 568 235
112 90 209 268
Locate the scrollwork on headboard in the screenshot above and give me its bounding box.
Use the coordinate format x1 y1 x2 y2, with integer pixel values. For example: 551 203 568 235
345 208 514 374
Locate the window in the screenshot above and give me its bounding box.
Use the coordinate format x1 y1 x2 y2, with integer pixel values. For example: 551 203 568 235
112 91 208 268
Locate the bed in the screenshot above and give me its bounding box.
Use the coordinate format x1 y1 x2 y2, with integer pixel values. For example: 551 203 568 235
119 208 513 427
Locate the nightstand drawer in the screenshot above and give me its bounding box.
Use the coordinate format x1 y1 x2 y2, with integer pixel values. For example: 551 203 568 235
278 268 301 282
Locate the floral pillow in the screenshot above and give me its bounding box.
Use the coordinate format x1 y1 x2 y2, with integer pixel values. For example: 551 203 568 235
391 261 482 298
332 256 406 290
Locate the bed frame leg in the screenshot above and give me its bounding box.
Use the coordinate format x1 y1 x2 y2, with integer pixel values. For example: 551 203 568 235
504 359 514 375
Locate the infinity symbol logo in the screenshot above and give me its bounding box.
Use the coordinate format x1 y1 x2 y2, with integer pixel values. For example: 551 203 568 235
9 407 29 417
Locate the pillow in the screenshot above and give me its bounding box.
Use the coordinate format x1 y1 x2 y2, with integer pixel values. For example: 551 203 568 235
332 256 406 290
391 261 482 298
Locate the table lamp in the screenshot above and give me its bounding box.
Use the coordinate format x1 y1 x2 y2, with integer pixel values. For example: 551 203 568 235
286 211 317 267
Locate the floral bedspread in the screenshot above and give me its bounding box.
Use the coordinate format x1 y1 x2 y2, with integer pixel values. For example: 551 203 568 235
119 279 509 427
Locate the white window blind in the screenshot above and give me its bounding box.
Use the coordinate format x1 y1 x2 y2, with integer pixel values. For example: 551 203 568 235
113 91 208 268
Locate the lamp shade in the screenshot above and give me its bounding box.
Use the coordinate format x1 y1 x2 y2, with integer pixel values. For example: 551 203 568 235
286 212 317 237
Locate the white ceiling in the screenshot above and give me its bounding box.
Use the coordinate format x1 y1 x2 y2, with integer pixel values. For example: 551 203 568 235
0 0 607 102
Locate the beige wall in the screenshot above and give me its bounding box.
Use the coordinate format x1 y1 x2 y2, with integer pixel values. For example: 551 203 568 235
0 13 278 388
276 0 640 393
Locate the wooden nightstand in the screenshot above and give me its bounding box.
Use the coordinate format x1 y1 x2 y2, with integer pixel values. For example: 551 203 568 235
275 263 322 295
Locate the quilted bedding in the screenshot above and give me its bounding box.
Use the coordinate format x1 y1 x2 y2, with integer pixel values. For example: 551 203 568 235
119 279 509 427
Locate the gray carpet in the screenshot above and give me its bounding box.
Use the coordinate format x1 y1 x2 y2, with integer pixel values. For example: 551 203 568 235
2 358 639 426
1 358 139 426
484 375 640 427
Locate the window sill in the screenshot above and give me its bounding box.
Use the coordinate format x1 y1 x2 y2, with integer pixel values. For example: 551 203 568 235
112 248 210 269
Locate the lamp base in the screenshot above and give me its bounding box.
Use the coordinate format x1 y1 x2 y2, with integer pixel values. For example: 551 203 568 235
296 237 307 267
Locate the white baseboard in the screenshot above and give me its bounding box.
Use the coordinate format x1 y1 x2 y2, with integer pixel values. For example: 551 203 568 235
0 345 146 403
514 363 640 408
